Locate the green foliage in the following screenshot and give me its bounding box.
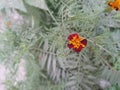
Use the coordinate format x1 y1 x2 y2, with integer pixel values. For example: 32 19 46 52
0 0 120 90
107 84 120 90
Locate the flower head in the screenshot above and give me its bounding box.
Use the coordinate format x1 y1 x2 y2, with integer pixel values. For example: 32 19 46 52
67 33 87 53
6 20 12 27
108 0 120 11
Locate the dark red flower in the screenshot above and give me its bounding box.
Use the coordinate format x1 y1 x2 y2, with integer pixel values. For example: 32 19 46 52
67 33 87 53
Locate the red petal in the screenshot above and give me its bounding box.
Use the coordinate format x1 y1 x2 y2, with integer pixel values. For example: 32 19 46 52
74 46 83 53
68 33 79 40
81 39 87 46
67 44 73 49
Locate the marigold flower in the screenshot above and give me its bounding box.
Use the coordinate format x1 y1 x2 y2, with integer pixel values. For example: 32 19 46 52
108 0 120 11
6 20 12 27
67 33 87 53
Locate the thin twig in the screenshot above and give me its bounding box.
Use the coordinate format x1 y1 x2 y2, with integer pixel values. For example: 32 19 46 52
88 39 116 71
88 39 113 55
48 9 59 25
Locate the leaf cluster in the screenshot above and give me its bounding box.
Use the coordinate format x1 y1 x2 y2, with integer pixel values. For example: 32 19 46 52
0 0 120 90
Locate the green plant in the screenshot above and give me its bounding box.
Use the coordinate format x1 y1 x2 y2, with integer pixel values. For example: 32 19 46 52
0 0 120 90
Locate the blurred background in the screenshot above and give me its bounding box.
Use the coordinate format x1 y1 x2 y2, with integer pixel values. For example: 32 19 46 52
0 0 120 90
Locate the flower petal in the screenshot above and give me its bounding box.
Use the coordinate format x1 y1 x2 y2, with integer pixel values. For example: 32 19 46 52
108 0 120 11
81 39 87 46
74 46 83 53
67 44 73 49
68 33 79 40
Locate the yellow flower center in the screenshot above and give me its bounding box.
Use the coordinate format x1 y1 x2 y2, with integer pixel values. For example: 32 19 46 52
69 35 85 49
